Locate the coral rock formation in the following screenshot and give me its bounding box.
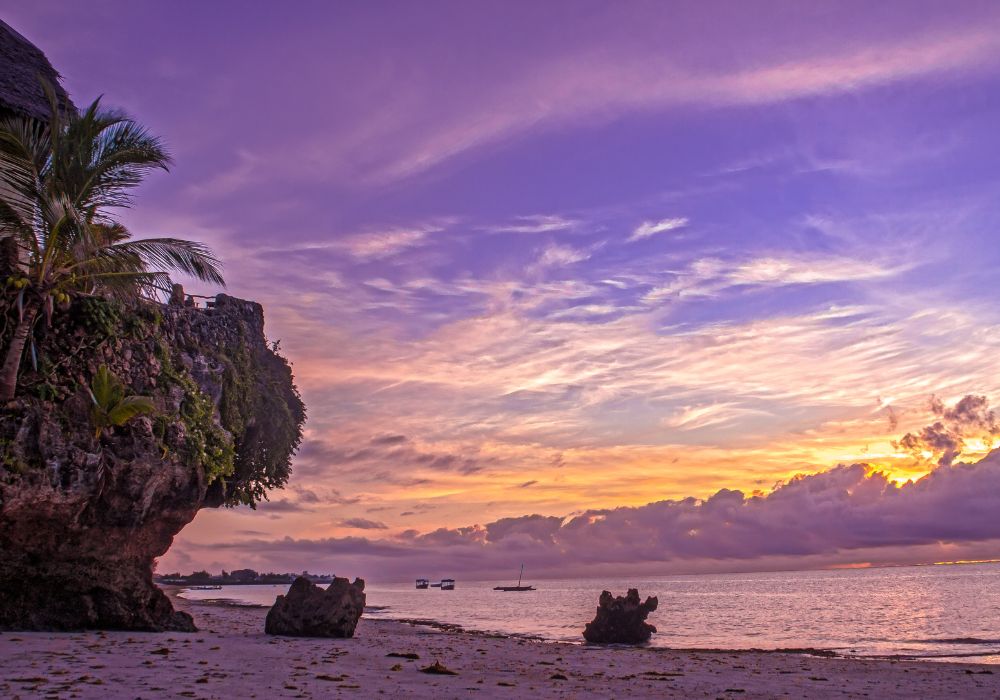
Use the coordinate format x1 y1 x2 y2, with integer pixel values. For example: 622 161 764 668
0 295 304 631
265 576 366 638
583 588 659 644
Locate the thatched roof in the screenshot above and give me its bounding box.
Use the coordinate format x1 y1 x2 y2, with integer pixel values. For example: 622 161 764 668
0 19 73 120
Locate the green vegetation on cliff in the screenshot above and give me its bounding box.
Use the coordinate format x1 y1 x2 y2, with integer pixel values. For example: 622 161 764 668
1 292 305 507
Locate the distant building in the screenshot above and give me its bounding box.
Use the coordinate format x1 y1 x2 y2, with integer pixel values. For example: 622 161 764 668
229 568 259 583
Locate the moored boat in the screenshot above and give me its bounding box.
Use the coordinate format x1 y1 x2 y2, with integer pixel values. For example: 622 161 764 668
415 578 429 589
440 578 455 590
493 564 534 592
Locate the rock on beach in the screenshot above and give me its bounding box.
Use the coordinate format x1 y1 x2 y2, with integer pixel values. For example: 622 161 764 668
583 588 658 644
265 576 366 638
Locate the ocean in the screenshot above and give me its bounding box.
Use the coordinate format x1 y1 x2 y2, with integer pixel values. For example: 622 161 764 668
178 562 1000 662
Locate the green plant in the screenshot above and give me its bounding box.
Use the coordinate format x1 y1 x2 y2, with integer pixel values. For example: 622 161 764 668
88 365 154 438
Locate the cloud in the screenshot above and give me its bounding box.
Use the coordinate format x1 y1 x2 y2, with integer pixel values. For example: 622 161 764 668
255 499 312 513
662 403 772 432
350 24 1000 184
340 518 389 530
644 255 904 302
178 450 1000 579
629 217 688 241
488 215 577 234
534 243 590 269
895 395 999 466
370 433 408 446
341 228 432 260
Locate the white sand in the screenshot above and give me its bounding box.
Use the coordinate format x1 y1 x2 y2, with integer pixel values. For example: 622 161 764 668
0 592 997 699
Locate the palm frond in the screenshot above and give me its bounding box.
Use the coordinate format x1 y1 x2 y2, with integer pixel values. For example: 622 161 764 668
55 99 170 211
72 270 175 301
88 365 122 409
0 116 48 234
106 395 155 425
103 238 225 285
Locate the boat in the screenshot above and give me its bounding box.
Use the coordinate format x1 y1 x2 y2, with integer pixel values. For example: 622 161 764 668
440 578 455 590
430 582 442 587
415 578 429 589
189 585 222 590
493 564 535 592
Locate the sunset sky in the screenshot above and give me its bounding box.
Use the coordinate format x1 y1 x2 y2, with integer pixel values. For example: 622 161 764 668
7 0 1000 579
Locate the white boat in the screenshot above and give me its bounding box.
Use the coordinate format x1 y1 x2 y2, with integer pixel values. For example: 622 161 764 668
189 585 222 590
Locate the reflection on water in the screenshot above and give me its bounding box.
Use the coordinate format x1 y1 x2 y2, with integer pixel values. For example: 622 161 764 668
179 562 1000 662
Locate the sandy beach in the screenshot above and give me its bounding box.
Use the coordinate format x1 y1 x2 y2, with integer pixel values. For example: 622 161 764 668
0 590 995 699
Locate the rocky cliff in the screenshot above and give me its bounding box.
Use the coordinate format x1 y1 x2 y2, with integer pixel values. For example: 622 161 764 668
0 294 305 630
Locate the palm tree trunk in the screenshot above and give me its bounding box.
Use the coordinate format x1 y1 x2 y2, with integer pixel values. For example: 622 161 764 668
0 302 38 401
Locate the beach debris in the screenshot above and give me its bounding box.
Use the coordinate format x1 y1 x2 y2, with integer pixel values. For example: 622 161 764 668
386 652 420 659
419 660 458 675
582 588 658 644
264 576 366 638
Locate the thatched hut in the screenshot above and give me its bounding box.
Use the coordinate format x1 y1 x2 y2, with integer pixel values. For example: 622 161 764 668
0 20 75 273
0 19 73 120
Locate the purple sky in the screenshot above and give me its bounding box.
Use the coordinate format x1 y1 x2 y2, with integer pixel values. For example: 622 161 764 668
6 1 1000 579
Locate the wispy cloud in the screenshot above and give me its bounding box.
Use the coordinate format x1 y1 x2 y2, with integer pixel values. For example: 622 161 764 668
629 217 688 241
533 243 590 269
662 403 772 431
487 215 577 234
353 26 1000 184
341 227 434 260
644 255 907 303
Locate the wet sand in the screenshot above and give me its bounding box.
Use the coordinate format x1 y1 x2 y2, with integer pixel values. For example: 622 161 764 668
0 592 997 698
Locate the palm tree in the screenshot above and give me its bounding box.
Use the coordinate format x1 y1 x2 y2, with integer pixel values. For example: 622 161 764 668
0 82 224 401
89 365 155 438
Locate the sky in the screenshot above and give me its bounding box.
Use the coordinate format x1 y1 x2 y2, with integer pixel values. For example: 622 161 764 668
6 0 1000 580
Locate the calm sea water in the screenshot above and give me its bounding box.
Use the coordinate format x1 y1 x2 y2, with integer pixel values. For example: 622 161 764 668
178 562 1000 662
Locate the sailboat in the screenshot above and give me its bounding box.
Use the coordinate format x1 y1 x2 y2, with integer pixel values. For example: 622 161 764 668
493 564 535 591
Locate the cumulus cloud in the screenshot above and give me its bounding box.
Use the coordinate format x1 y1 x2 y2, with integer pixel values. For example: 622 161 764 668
895 395 999 466
628 217 688 241
187 449 1000 579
